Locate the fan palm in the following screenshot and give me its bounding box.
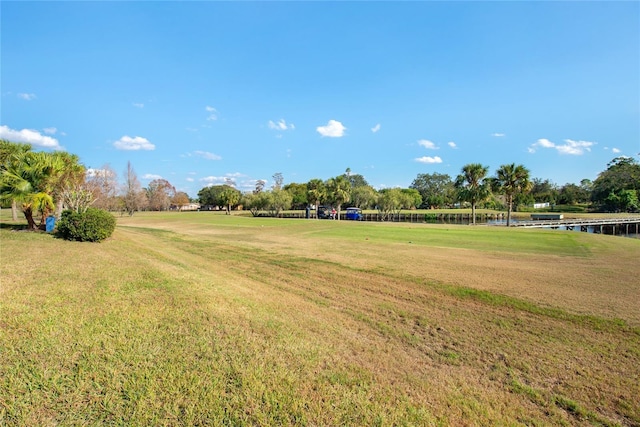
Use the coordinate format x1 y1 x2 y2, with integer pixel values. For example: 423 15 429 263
455 163 490 225
491 163 532 226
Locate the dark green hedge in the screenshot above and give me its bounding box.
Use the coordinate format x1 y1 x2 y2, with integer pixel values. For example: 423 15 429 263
57 208 116 242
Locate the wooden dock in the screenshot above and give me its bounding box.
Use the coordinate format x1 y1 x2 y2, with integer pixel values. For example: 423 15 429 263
509 217 640 236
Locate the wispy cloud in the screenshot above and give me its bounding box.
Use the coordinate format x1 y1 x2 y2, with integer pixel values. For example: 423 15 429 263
448 141 457 149
200 176 226 185
43 127 58 135
317 120 346 138
415 156 443 164
142 174 163 180
612 148 621 153
194 150 222 160
418 139 438 149
0 125 62 150
268 119 295 131
132 102 144 108
371 123 381 133
205 106 218 121
200 172 244 186
18 93 36 101
492 133 505 137
113 135 155 151
528 138 595 155
86 168 116 179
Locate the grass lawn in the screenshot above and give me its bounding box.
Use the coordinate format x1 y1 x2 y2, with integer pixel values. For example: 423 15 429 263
1 211 639 426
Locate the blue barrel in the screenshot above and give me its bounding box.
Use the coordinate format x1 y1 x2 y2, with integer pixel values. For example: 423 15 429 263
45 215 56 233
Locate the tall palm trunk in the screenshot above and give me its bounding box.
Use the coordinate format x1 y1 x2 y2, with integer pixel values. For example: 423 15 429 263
471 202 477 225
23 206 37 230
55 196 64 219
11 199 18 221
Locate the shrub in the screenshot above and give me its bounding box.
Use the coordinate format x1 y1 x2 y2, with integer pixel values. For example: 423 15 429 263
57 208 116 242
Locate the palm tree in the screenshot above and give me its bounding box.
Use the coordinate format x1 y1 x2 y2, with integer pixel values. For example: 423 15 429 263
48 152 86 219
491 163 532 226
326 175 351 220
0 150 55 229
455 163 490 225
307 178 326 219
0 140 32 221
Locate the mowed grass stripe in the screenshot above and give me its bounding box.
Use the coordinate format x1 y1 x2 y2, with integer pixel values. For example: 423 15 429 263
1 215 639 426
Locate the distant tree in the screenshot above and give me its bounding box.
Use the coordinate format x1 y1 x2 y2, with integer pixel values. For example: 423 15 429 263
557 182 591 205
171 191 190 210
220 186 241 214
86 164 119 211
272 172 284 190
146 179 176 211
401 188 422 210
198 185 235 209
326 175 351 220
267 189 292 217
122 161 145 216
283 182 308 210
410 173 454 208
242 191 271 217
342 168 369 189
350 185 378 209
50 152 86 219
591 157 640 211
528 178 558 205
618 190 639 212
376 188 415 221
490 163 532 226
455 163 490 225
307 178 326 212
254 179 266 194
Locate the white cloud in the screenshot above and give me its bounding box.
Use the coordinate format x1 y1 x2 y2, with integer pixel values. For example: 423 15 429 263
200 173 243 186
186 177 194 182
492 133 505 137
194 150 222 160
557 139 595 155
268 119 294 131
132 102 144 108
418 139 438 149
142 174 163 180
0 125 63 150
371 123 381 133
316 120 346 137
18 93 36 101
528 138 595 155
86 168 116 179
448 141 457 149
43 127 57 135
612 148 621 153
205 106 218 121
200 176 226 185
113 135 155 151
415 156 443 164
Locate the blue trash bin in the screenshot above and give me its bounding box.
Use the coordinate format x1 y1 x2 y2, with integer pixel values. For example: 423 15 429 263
45 215 56 233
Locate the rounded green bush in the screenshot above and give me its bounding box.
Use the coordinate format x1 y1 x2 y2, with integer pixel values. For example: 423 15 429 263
57 208 116 242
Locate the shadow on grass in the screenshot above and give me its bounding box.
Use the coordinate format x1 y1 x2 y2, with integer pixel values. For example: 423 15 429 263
0 222 30 231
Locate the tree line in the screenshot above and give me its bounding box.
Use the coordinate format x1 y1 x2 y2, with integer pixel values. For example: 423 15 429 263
2 139 639 230
0 141 191 229
198 159 640 226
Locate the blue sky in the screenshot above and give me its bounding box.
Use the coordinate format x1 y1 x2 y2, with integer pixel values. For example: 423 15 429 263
2 1 639 197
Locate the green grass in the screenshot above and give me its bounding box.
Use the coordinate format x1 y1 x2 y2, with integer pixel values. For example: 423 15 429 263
1 210 639 426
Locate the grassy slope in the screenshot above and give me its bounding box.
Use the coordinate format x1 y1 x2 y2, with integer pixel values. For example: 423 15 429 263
1 212 639 426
